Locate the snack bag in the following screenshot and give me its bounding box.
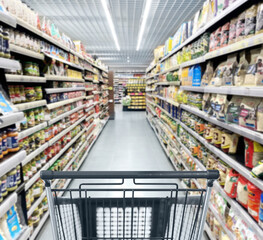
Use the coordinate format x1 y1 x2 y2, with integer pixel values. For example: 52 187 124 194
251 160 263 179
236 11 246 41
229 17 237 44
214 94 228 121
220 22 230 47
202 93 211 113
221 131 239 154
210 62 226 86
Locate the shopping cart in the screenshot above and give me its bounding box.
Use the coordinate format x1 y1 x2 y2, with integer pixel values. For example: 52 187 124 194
41 170 219 240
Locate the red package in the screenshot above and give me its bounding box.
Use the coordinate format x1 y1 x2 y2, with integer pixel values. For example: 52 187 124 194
220 22 230 47
236 175 248 209
248 182 262 221
244 138 263 168
224 169 239 198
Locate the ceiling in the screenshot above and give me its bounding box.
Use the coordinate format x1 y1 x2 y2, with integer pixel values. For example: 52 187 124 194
23 0 205 72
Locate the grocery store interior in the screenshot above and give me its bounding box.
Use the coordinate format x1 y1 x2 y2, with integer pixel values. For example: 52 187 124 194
1 0 263 240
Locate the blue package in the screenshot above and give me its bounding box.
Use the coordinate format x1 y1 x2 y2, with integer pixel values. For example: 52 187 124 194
192 64 202 87
188 66 194 86
5 205 21 239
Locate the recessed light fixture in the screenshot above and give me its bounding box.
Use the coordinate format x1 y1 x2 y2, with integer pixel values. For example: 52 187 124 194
136 0 152 51
101 0 120 51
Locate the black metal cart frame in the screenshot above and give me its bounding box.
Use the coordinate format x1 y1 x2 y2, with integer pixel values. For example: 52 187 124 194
41 170 219 240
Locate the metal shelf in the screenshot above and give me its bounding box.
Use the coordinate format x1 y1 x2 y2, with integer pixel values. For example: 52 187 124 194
46 96 85 110
18 122 47 140
10 44 44 60
146 63 157 73
155 81 180 86
15 100 47 111
181 104 263 145
22 143 49 166
0 112 24 129
85 76 94 81
45 75 84 82
0 150 26 178
29 211 49 240
48 116 85 146
85 88 93 91
159 0 249 63
209 205 235 240
85 104 95 112
0 192 17 218
45 87 85 94
204 223 216 240
0 57 21 70
0 11 16 27
180 86 205 92
86 113 95 122
86 95 94 100
48 104 86 125
43 52 84 71
213 181 263 238
17 227 31 240
178 120 263 191
5 74 46 83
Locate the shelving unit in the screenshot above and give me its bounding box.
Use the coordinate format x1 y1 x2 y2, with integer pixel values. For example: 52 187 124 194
0 6 110 239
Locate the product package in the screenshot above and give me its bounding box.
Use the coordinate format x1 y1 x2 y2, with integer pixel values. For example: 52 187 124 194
243 48 261 86
229 17 237 44
221 130 239 154
201 61 213 86
214 94 228 121
223 54 238 86
236 11 246 41
220 22 230 47
226 96 243 124
255 47 263 86
251 160 263 179
202 93 212 113
210 62 226 86
236 175 249 209
247 182 262 221
234 51 249 86
192 64 202 87
212 127 223 147
259 193 263 228
239 97 261 130
244 138 263 168
224 169 239 198
256 3 263 34
244 4 257 37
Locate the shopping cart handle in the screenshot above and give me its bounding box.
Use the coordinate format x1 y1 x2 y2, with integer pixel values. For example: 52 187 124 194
41 170 219 180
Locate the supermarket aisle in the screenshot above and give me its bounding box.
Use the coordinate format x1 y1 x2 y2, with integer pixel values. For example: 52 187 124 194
36 105 174 240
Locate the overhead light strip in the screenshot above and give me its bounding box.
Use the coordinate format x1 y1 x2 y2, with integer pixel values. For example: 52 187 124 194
101 0 120 51
136 0 152 51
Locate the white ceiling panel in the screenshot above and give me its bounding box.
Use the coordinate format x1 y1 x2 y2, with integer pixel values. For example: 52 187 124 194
23 0 205 71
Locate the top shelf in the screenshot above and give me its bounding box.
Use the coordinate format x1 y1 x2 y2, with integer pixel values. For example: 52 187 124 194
159 0 249 63
0 11 16 28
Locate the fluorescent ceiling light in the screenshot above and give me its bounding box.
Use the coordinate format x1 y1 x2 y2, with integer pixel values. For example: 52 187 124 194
136 0 152 51
101 0 120 51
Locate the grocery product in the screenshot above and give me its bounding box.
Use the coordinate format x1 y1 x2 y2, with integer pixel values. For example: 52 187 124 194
244 4 257 37
226 96 243 124
214 94 228 121
251 160 263 179
192 65 202 87
236 11 245 42
247 182 262 221
201 61 213 86
229 17 237 44
223 54 237 86
236 175 248 208
7 127 19 152
259 193 263 228
256 3 263 34
221 131 239 154
239 97 261 131
210 61 226 86
244 138 263 168
234 51 249 86
224 169 239 198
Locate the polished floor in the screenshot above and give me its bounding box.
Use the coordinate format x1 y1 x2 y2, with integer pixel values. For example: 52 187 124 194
36 105 174 240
